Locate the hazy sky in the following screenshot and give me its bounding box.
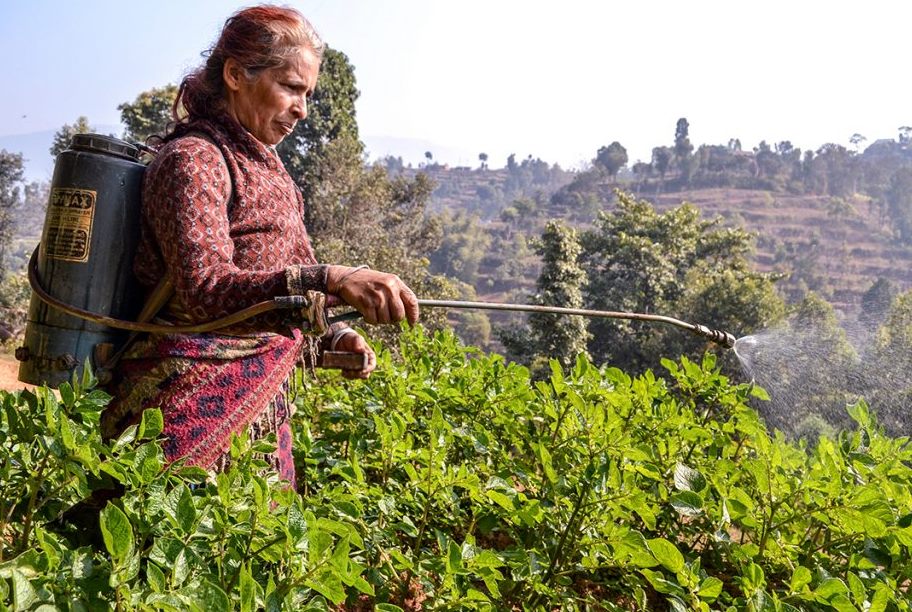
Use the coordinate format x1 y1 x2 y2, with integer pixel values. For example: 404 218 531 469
2 0 910 168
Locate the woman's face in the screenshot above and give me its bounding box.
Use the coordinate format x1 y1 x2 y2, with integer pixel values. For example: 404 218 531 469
224 47 320 146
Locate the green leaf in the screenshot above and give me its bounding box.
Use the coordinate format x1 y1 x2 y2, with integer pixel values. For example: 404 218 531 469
673 463 706 492
670 491 703 516
286 503 307 546
113 424 138 452
789 566 812 593
846 401 871 428
176 485 196 534
59 382 75 409
306 575 345 605
350 575 374 596
251 439 277 454
11 569 38 610
846 572 865 606
240 563 256 612
869 583 890 612
640 568 686 596
376 605 404 612
100 503 133 563
647 538 684 573
537 443 557 484
136 443 164 484
697 576 723 600
447 539 463 574
58 415 75 451
173 547 191 587
138 408 164 440
743 563 764 590
331 536 351 571
750 385 770 401
814 578 848 600
147 562 166 593
193 580 231 611
81 357 95 389
487 490 515 511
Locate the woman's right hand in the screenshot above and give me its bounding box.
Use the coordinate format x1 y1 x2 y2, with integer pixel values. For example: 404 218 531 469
326 265 420 325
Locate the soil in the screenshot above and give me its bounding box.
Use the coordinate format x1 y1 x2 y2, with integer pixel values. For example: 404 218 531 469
0 353 34 393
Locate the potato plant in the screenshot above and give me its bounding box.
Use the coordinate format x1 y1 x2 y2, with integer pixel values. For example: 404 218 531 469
1 327 911 610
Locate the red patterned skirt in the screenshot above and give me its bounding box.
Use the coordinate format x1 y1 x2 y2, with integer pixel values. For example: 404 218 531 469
102 328 310 487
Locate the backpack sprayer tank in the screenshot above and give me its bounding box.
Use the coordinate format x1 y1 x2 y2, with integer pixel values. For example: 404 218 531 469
16 134 145 388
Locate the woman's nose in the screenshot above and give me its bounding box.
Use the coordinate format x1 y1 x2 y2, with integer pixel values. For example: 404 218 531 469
291 95 307 120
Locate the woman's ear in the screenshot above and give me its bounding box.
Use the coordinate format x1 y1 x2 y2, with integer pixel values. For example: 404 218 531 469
223 57 243 92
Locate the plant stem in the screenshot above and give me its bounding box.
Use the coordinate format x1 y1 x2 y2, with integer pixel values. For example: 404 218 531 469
542 480 589 587
16 448 50 555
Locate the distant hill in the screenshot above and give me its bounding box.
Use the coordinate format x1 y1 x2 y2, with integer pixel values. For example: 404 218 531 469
416 161 912 323
650 188 911 314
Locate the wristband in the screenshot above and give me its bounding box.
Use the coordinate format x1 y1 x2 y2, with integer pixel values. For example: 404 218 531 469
329 326 359 351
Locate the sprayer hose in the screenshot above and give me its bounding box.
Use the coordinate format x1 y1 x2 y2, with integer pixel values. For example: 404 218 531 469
27 250 736 348
28 248 298 333
416 299 693 328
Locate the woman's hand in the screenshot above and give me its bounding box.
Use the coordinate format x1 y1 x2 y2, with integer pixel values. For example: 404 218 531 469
326 266 420 325
331 329 376 379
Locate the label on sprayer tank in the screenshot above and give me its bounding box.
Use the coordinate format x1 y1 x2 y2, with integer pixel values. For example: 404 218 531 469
44 187 96 262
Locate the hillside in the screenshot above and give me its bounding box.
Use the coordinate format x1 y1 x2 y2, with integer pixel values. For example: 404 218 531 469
651 188 912 312
419 165 912 322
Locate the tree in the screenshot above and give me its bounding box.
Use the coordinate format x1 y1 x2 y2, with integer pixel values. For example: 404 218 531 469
0 151 24 276
674 117 695 183
478 152 488 170
631 161 652 194
860 277 897 329
899 126 912 147
455 310 491 349
499 221 590 375
50 116 93 158
593 141 628 180
813 143 857 196
581 191 784 375
754 140 784 182
885 167 912 243
849 133 867 153
651 146 673 183
118 84 179 143
428 210 491 285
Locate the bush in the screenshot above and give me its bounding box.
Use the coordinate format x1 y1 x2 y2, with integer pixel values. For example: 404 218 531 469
0 272 29 346
2 327 911 610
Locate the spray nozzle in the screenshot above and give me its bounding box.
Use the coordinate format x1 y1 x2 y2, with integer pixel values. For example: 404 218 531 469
692 324 737 349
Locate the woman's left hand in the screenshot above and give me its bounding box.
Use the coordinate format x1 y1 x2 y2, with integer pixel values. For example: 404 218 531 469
331 330 376 379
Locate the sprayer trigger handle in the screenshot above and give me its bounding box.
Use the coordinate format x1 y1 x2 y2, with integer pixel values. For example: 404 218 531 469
319 351 368 371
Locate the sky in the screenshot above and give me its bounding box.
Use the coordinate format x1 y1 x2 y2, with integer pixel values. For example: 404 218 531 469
2 0 911 171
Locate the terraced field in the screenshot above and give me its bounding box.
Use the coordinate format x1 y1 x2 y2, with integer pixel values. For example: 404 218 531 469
420 165 912 318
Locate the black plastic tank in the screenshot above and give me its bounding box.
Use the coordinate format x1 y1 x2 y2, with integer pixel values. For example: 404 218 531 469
18 134 145 388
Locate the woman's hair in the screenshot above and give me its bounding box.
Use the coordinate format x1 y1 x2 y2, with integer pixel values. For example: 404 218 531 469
173 5 324 123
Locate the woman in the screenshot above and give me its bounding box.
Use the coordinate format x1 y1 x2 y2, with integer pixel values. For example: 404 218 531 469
103 5 418 485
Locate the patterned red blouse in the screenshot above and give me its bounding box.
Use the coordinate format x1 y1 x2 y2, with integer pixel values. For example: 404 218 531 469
134 112 327 319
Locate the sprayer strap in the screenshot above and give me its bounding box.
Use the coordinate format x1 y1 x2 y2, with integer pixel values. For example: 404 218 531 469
103 131 235 373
